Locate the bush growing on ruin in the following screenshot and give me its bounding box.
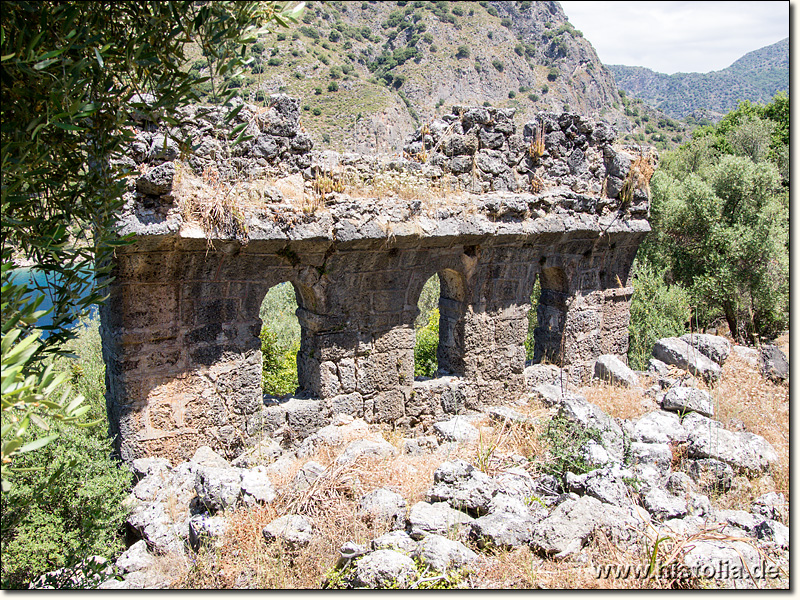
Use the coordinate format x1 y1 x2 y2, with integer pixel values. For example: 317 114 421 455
414 309 440 378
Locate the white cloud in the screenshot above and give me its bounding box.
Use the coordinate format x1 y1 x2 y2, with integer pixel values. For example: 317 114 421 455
559 1 789 74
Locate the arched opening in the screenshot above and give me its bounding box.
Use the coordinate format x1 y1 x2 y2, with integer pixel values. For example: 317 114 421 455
259 281 301 398
414 269 467 378
531 267 568 364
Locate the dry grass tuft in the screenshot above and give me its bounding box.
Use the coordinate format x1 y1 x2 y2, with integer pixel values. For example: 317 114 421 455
580 381 654 421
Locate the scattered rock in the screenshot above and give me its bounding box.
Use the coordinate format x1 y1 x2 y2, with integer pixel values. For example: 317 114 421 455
641 487 687 521
593 354 639 387
188 513 228 551
682 412 778 472
631 410 688 444
407 501 473 539
751 492 787 522
759 344 789 383
524 364 562 388
687 458 735 493
558 395 624 463
681 539 761 589
292 460 326 491
240 466 277 505
679 333 731 365
351 550 416 589
427 460 497 516
412 534 478 573
358 488 407 529
528 495 648 556
754 519 789 549
731 345 759 365
661 386 714 418
628 442 673 474
401 435 439 455
262 515 314 549
336 438 397 464
371 530 417 554
115 541 155 574
652 337 721 382
194 465 243 512
433 417 480 443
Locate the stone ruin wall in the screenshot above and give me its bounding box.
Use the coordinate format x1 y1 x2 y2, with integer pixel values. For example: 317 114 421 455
101 95 655 464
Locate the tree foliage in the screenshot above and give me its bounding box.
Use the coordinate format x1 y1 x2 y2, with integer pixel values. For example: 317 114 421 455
1 0 304 481
638 94 789 343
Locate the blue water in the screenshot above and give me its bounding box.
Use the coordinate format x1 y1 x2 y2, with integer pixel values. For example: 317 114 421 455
9 268 96 333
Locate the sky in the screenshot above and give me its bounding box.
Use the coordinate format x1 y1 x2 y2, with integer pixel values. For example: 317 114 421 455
559 1 790 74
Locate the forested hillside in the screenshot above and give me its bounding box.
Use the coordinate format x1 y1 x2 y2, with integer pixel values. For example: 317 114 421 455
609 37 789 121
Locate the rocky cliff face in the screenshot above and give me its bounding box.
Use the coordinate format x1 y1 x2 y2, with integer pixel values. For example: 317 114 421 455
199 1 627 153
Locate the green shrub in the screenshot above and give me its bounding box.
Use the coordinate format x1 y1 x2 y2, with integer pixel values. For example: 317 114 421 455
487 6 498 16
1 402 131 588
547 67 558 81
627 259 691 370
327 81 339 92
267 57 282 67
414 308 439 378
528 93 539 102
524 278 541 361
492 58 504 72
514 44 524 56
501 17 512 28
508 90 516 99
456 45 470 59
539 415 600 477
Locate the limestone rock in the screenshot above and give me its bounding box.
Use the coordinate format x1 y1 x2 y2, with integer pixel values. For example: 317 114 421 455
351 550 417 589
262 515 314 549
682 412 778 472
558 395 624 462
432 417 480 443
371 530 417 554
188 513 228 551
336 437 397 464
754 519 789 549
661 386 714 418
652 337 721 382
115 540 155 574
412 534 478 573
641 487 687 521
682 540 761 589
759 344 789 383
406 501 473 539
194 465 243 512
687 458 735 493
593 354 639 387
528 495 648 556
401 435 439 455
358 488 407 528
240 466 277 505
631 410 688 444
136 161 175 196
679 333 731 365
751 492 787 522
427 460 497 516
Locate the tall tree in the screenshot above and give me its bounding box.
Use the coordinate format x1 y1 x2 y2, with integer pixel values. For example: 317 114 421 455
1 1 304 487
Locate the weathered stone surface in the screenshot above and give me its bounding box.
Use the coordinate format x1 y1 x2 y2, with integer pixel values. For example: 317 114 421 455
371 530 417 554
412 534 478 573
240 466 276 505
528 495 647 556
358 488 407 528
524 364 563 388
631 410 688 444
335 437 397 464
754 519 789 549
188 513 228 551
407 501 473 539
682 412 778 472
470 507 544 549
680 333 731 365
401 435 439 455
751 492 787 522
433 417 480 443
593 354 639 387
292 460 326 492
103 97 653 462
558 396 624 462
194 466 243 512
115 540 155 574
652 337 721 382
681 540 761 589
641 487 687 521
262 515 313 548
687 458 735 493
351 550 416 589
427 460 497 516
661 386 714 418
759 344 789 383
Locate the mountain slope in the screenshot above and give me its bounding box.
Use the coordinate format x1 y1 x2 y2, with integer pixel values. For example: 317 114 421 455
609 37 789 120
194 0 630 152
